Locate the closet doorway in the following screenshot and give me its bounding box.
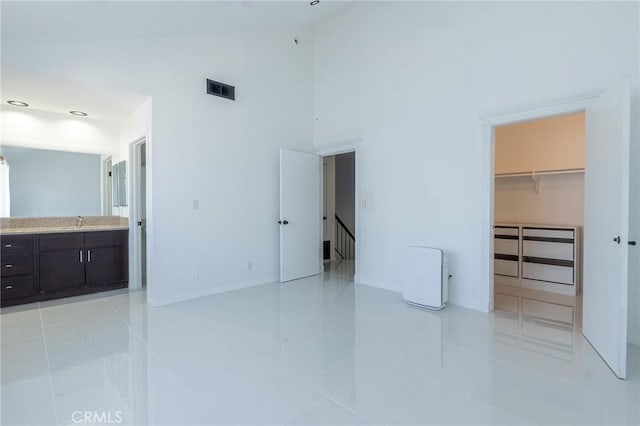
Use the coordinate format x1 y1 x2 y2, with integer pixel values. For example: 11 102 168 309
492 112 585 337
484 83 633 379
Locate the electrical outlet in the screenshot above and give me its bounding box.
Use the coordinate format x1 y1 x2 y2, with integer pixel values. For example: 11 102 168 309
191 267 199 279
247 261 253 270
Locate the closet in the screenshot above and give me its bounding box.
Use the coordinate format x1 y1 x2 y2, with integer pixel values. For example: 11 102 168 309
493 112 585 300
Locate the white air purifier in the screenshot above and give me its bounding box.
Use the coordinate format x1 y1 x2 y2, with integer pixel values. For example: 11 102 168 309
402 246 449 310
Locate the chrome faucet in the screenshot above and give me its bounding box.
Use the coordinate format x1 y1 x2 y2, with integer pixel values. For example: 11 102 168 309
76 216 83 227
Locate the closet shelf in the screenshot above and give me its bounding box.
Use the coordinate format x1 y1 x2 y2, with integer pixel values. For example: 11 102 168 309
495 168 585 179
495 168 584 193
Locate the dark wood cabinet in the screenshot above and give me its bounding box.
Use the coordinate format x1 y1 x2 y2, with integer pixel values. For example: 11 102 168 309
39 250 86 293
1 230 128 306
0 235 37 304
38 233 85 293
85 231 128 288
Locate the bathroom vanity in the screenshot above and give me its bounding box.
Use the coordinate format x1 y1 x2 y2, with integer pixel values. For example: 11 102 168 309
1 217 128 307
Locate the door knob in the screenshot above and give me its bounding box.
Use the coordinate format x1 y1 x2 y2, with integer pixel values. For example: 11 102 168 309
630 241 637 246
613 236 621 244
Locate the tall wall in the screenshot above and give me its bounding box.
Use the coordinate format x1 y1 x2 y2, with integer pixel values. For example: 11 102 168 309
312 0 640 333
2 29 315 305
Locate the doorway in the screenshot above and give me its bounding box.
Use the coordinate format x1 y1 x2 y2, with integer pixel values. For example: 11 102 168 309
482 84 632 379
492 112 585 335
129 138 147 289
322 151 356 279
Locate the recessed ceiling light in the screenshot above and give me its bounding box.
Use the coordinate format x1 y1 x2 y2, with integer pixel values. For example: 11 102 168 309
310 0 319 5
69 111 88 117
7 100 29 107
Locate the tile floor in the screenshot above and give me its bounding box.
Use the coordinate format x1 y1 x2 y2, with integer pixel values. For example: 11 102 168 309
1 269 638 426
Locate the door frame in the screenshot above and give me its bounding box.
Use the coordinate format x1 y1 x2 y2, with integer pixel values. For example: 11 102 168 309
480 92 602 313
316 140 361 282
128 137 149 291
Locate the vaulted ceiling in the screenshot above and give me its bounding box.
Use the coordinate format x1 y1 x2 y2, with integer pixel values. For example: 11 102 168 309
1 1 353 42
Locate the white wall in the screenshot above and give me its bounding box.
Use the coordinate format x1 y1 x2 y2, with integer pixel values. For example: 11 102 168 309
0 106 120 156
313 2 639 317
2 30 315 305
113 99 152 218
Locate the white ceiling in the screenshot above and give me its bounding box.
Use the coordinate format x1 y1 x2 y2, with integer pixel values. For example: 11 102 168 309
1 1 352 120
1 1 353 42
1 67 150 121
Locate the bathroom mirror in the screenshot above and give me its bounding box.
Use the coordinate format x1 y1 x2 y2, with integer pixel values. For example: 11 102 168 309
0 145 112 217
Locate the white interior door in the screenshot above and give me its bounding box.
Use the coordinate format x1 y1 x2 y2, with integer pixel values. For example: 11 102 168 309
583 79 631 379
280 149 320 282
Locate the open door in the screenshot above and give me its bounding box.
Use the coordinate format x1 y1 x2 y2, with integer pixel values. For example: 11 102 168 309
583 79 631 379
279 149 321 282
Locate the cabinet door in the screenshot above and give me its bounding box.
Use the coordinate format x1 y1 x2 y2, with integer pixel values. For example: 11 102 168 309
85 246 125 287
39 249 85 293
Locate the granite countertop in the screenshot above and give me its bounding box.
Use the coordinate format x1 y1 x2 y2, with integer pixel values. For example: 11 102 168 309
0 216 129 235
0 225 129 235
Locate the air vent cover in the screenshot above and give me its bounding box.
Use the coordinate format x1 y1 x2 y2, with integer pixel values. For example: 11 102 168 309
207 79 235 101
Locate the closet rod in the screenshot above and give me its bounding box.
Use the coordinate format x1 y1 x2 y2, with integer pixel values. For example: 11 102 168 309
495 168 584 178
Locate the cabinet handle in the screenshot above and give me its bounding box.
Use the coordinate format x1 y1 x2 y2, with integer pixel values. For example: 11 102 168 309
4 244 12 248
88 250 91 263
79 250 83 263
5 264 12 268
5 285 13 289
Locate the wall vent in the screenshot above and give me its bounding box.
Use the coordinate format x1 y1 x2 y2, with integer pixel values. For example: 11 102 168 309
206 79 235 101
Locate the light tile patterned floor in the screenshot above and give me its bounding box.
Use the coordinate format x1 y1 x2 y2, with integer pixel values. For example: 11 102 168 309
1 270 638 425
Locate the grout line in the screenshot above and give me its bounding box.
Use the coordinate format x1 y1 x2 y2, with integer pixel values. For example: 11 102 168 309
103 290 211 421
37 306 61 425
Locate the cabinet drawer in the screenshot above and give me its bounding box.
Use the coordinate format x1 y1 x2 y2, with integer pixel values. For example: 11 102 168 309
495 238 518 256
85 231 126 248
522 261 574 285
1 235 34 254
39 233 84 251
495 226 519 237
494 259 518 277
523 240 574 261
1 253 34 277
0 275 35 300
523 227 574 239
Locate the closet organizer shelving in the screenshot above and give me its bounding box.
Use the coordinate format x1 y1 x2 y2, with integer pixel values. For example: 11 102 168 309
494 223 581 296
494 168 584 193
